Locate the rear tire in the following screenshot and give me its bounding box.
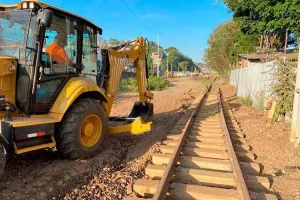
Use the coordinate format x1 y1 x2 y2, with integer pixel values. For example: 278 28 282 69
55 98 108 159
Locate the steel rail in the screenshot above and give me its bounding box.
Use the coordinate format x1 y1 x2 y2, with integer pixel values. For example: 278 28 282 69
219 89 251 200
152 83 213 200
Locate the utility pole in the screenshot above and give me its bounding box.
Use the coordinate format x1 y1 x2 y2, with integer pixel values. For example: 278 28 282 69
167 54 169 78
291 41 300 142
157 34 160 77
284 29 289 58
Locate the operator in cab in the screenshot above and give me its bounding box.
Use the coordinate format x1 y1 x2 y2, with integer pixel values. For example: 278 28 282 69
45 34 73 66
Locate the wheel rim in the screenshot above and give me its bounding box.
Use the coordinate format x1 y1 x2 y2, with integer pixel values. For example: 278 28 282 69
80 114 102 147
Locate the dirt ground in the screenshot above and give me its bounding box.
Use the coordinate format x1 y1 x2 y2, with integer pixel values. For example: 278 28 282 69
2 78 298 200
0 77 206 200
221 83 300 200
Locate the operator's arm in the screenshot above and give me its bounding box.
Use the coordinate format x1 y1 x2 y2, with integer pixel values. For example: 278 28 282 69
57 47 73 66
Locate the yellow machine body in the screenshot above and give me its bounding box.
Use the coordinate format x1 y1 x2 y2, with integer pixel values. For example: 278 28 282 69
102 37 153 134
0 57 18 118
0 0 153 160
50 77 108 119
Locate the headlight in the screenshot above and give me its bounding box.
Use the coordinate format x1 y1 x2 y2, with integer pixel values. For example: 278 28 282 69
29 2 35 9
21 2 35 9
21 2 28 9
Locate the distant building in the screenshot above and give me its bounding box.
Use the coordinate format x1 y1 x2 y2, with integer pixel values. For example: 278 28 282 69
194 62 204 73
238 54 268 68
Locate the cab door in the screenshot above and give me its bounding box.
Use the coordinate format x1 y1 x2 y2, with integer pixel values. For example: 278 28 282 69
31 13 80 113
81 25 98 84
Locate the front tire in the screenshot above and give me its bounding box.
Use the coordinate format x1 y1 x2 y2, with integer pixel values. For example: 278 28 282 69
55 98 108 159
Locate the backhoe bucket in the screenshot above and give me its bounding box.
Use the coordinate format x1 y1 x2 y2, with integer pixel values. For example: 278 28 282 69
128 102 153 122
108 102 153 135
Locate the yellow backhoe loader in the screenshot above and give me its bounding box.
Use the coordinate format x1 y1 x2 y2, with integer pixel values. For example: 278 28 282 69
0 0 153 175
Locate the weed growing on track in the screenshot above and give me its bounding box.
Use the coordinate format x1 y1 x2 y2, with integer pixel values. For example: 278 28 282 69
194 76 212 90
119 76 171 92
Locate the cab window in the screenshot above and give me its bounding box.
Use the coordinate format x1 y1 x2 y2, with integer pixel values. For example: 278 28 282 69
41 14 78 75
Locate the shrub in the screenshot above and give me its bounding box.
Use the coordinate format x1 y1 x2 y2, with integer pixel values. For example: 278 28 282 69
118 76 171 92
271 57 297 118
118 78 138 92
242 96 253 106
148 76 171 91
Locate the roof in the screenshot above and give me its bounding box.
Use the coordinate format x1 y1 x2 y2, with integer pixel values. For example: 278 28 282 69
238 54 268 60
1 0 103 33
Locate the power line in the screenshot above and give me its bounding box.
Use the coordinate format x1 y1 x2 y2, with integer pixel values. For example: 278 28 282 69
133 0 154 29
119 0 155 34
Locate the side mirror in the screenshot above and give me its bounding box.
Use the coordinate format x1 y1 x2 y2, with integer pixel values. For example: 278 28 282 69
37 9 53 28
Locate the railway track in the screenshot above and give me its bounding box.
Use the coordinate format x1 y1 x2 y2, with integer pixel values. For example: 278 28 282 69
127 84 278 200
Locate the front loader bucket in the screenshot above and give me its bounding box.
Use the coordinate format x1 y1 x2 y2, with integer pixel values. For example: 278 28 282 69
128 102 153 122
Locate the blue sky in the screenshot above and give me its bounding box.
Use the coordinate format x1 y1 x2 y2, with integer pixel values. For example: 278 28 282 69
2 0 232 62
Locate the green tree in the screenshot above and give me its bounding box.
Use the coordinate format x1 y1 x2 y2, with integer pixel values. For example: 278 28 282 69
204 21 257 76
166 47 180 71
102 38 196 74
165 47 196 72
179 61 189 71
161 59 168 71
223 0 300 50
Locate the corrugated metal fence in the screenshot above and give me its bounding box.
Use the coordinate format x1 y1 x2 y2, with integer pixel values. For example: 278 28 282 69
230 61 276 107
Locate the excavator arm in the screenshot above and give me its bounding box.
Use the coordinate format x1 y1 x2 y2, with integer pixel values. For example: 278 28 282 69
100 37 154 134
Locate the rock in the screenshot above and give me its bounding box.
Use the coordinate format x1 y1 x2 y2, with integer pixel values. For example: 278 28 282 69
48 186 54 193
69 170 77 177
64 175 71 181
57 180 63 186
126 184 133 195
36 192 47 199
33 181 45 187
274 169 285 176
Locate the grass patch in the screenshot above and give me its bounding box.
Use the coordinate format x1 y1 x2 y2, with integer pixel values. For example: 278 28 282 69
295 145 300 157
256 95 265 113
242 96 253 106
118 76 171 92
194 76 210 85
